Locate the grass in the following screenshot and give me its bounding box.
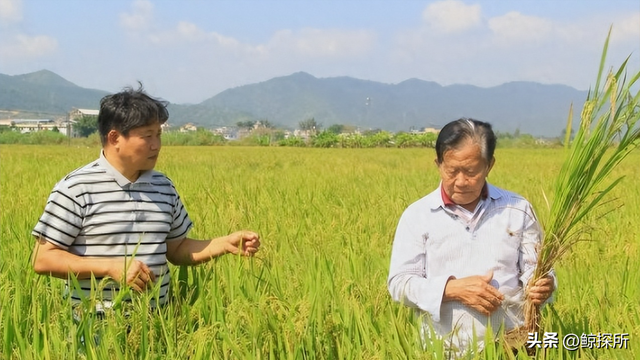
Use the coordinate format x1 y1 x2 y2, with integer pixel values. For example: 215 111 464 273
1 145 639 359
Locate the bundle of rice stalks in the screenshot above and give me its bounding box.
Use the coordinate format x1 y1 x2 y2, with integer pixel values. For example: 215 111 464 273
509 28 640 351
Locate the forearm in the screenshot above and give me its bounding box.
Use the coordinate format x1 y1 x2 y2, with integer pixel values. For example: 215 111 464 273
33 240 118 280
167 236 229 266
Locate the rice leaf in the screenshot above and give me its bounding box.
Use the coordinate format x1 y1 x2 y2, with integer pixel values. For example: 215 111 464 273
523 27 640 334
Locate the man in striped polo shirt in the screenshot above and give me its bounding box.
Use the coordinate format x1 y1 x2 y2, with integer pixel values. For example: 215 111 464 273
32 85 260 312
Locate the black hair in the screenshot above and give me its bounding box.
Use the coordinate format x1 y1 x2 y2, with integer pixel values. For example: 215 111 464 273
435 118 496 164
98 83 169 146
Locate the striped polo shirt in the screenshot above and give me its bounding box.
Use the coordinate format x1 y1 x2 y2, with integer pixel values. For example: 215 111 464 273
32 151 193 308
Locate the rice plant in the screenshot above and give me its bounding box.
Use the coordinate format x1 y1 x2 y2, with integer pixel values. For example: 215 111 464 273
520 27 640 345
1 145 639 359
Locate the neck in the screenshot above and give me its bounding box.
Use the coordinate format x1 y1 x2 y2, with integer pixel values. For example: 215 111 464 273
460 197 481 212
103 148 140 183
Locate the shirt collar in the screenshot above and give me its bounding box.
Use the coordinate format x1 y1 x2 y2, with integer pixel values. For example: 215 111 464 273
429 182 499 210
440 182 489 207
97 150 154 187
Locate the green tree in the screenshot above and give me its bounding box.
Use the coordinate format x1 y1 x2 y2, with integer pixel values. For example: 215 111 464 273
236 121 256 129
560 128 575 143
260 120 275 129
0 125 14 133
417 132 437 147
514 128 521 138
271 130 285 142
73 115 98 137
299 118 321 132
393 132 415 148
312 131 339 148
326 124 344 135
368 130 392 147
277 136 306 147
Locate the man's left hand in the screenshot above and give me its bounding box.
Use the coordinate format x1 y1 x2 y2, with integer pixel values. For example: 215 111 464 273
527 276 554 305
226 230 261 256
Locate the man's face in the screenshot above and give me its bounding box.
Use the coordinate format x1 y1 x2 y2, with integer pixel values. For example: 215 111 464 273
117 120 162 172
437 139 494 208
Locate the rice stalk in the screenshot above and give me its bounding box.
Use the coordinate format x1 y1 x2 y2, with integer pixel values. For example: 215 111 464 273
521 26 640 342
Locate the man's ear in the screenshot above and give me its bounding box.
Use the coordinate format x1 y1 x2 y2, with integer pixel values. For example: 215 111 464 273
107 130 120 149
487 157 496 174
434 158 439 167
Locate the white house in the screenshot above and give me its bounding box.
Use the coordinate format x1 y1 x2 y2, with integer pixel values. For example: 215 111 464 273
179 123 197 132
69 108 99 121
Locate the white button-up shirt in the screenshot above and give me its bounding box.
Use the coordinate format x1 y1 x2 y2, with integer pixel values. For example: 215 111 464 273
388 182 553 354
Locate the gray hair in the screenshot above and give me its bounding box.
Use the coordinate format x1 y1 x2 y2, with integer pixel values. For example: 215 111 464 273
435 118 496 164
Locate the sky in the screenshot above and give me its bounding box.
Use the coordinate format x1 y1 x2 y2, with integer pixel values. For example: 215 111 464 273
1 0 639 104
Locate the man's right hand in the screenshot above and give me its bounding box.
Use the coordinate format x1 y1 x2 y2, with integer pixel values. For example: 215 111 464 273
111 259 156 292
443 270 504 315
33 238 155 292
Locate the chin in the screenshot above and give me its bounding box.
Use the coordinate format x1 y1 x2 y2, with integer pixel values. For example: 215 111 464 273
142 162 157 171
453 196 475 205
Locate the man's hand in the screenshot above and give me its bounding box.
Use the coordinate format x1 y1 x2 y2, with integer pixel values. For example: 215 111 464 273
110 259 156 292
225 230 261 256
443 270 504 315
32 238 157 291
527 275 554 305
166 231 261 265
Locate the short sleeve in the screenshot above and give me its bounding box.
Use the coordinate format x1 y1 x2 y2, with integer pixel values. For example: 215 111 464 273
32 181 84 249
167 192 193 241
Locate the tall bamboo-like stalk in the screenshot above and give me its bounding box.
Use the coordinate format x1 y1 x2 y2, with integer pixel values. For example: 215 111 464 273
524 28 640 334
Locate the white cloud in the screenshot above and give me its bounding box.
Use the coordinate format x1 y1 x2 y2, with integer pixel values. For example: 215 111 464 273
176 21 205 41
119 0 153 32
488 11 553 45
388 5 640 92
129 16 374 61
611 12 640 43
268 28 375 58
1 34 57 59
150 21 242 48
0 0 57 63
16 34 57 56
422 0 482 34
0 0 21 24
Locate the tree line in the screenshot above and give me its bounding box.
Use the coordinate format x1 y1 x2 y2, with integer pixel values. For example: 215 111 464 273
1 115 562 148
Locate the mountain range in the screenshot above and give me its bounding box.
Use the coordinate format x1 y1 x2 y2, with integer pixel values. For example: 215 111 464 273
0 70 588 137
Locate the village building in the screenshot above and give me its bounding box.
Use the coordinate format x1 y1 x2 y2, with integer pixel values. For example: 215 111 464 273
179 123 197 132
0 118 77 136
68 108 99 121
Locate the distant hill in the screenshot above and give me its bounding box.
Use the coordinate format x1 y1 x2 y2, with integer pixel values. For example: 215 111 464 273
201 72 587 137
0 70 109 116
0 70 250 126
0 70 587 137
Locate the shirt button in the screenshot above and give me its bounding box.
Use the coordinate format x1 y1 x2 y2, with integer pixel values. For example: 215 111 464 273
466 226 470 231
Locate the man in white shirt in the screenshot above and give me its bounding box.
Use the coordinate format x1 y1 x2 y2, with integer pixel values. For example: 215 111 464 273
387 118 555 356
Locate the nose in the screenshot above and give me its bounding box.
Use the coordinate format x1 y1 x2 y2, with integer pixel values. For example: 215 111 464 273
150 136 160 151
454 172 468 186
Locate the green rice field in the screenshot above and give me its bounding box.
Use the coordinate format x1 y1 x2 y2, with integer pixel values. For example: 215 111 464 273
1 145 638 359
